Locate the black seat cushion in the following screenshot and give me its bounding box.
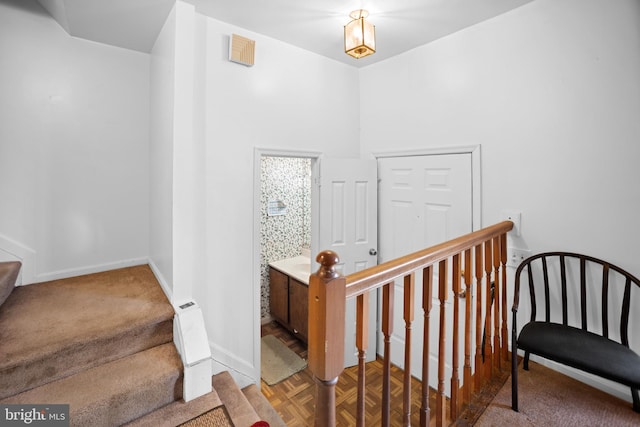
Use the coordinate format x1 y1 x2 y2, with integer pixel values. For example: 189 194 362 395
518 321 640 388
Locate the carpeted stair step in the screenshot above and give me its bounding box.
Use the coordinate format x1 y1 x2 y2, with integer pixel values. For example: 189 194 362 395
212 371 262 426
124 383 223 427
126 374 288 427
242 383 287 427
1 343 182 426
0 265 174 399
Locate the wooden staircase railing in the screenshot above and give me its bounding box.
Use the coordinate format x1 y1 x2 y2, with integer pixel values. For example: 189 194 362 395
308 220 514 426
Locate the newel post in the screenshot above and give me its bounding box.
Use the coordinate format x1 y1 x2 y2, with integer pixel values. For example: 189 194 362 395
309 250 346 427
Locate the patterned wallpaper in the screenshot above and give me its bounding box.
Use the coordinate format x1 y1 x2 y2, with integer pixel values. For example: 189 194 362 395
260 156 311 319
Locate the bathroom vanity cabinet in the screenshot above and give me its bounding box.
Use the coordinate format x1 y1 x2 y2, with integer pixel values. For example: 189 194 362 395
268 265 309 343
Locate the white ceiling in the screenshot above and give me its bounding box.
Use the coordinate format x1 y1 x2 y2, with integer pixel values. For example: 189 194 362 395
36 0 534 67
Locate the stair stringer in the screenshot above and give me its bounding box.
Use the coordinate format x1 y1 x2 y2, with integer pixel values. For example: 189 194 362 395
173 301 213 402
149 259 214 403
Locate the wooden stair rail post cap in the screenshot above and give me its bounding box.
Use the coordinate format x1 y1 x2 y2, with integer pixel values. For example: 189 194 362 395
316 250 340 279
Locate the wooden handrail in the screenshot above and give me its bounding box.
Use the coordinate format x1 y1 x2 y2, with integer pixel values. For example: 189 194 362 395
345 221 514 298
309 220 514 427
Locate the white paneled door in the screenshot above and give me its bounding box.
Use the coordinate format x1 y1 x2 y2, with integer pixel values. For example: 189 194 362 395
377 153 473 394
314 158 378 367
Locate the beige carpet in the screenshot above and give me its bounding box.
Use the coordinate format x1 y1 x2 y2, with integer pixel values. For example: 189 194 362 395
0 264 175 401
0 265 181 425
180 405 233 427
261 335 307 386
476 361 640 426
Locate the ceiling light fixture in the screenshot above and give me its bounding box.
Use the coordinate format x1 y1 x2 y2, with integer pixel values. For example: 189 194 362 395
344 9 375 59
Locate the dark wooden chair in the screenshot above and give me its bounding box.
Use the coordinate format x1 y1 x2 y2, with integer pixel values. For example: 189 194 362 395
511 252 640 412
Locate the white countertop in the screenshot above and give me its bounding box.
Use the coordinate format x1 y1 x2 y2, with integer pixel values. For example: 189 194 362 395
269 255 311 285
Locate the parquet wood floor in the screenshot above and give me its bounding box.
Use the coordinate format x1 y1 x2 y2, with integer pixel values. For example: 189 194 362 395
261 321 445 426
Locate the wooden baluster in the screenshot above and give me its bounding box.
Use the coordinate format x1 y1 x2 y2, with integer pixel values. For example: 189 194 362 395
403 273 415 426
463 249 473 406
382 282 394 427
500 233 509 362
484 239 493 380
436 259 448 427
356 292 369 427
492 236 501 371
474 244 484 391
309 251 346 427
450 254 461 420
420 266 433 427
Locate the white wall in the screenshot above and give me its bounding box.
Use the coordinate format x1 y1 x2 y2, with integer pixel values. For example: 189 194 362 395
361 0 640 268
149 1 208 306
149 4 176 296
359 0 640 399
172 1 206 306
199 15 360 382
0 0 150 282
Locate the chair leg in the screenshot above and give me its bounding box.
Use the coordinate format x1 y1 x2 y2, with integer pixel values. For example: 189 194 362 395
632 387 639 413
512 343 519 412
523 351 530 370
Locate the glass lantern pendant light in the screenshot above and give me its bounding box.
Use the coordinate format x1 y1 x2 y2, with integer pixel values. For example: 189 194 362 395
344 9 375 59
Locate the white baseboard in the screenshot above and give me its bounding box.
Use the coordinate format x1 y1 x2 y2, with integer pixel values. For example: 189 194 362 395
210 341 259 388
33 257 149 284
0 235 150 286
148 258 173 303
211 358 256 389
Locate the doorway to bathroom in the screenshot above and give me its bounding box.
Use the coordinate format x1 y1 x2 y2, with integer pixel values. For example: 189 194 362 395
258 154 313 328
254 149 318 389
254 149 379 376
